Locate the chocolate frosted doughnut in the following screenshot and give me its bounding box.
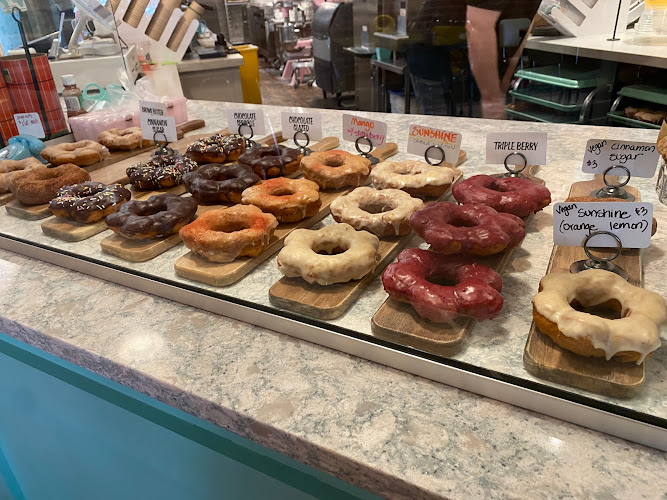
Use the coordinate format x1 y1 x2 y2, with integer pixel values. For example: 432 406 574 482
186 134 246 164
183 163 260 204
49 182 131 223
238 145 303 179
9 163 91 205
126 153 198 190
105 193 198 239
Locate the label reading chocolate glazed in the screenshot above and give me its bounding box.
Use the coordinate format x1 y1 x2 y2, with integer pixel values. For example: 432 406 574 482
280 111 322 141
553 201 653 248
486 132 547 166
13 112 45 138
342 114 387 147
407 125 461 165
582 139 660 178
139 100 177 142
226 109 266 136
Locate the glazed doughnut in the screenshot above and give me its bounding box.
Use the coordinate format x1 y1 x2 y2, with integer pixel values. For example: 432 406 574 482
183 163 260 204
41 140 110 166
238 145 303 179
276 223 380 285
126 153 199 190
371 160 458 198
98 127 152 151
410 202 525 255
9 163 91 205
301 150 371 190
330 187 423 237
186 134 246 164
105 193 197 239
453 174 551 217
179 205 278 262
532 270 667 364
382 248 503 322
49 182 131 223
565 196 658 236
241 177 321 223
0 157 46 193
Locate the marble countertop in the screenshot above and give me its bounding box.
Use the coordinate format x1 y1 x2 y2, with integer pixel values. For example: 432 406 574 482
177 54 244 73
1 101 667 499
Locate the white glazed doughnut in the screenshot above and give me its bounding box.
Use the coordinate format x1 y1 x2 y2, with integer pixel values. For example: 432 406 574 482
330 187 423 237
371 160 458 198
276 223 380 285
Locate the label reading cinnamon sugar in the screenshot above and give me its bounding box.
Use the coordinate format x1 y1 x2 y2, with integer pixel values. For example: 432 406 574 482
582 139 660 178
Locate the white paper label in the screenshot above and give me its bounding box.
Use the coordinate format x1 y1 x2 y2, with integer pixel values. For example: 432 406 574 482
407 124 461 165
582 139 660 178
342 114 387 147
486 132 547 166
226 109 266 136
553 201 653 249
280 111 322 141
139 100 177 142
13 113 45 138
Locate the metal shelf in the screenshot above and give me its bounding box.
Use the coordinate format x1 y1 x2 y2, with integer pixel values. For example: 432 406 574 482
607 110 663 129
514 66 601 89
507 107 582 124
509 89 584 112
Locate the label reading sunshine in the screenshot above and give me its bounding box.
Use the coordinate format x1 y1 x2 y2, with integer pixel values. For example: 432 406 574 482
342 114 387 147
407 125 461 165
582 139 660 178
226 109 266 136
553 201 653 249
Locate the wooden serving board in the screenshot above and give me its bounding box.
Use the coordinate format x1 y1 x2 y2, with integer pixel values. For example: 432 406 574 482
0 191 13 206
5 199 52 220
523 178 644 398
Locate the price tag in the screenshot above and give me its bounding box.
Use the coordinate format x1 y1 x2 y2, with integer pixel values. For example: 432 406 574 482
553 201 653 249
582 139 660 178
139 100 177 142
13 113 45 138
486 132 547 165
407 125 461 164
226 109 266 136
280 111 322 141
342 114 387 147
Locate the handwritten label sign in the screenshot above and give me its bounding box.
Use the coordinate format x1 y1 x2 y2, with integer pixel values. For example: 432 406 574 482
553 201 653 249
407 125 461 164
486 132 547 165
139 100 177 142
280 111 322 141
342 114 387 147
13 113 45 138
582 139 660 178
226 109 266 136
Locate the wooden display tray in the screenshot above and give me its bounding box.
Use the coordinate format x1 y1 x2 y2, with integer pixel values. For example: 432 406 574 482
0 192 13 206
523 177 644 398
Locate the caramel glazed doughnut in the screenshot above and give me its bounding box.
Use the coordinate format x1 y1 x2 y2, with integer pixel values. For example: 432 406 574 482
41 140 110 166
9 163 91 205
241 177 321 223
49 182 131 223
0 157 46 193
276 223 380 285
301 150 371 190
330 187 424 237
371 160 458 198
98 127 153 151
532 270 667 364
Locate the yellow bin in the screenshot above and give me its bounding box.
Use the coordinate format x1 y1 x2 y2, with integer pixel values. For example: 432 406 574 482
235 44 262 104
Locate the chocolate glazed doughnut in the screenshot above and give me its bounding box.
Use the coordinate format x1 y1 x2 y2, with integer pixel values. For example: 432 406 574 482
186 134 246 164
238 145 303 179
183 163 260 204
49 182 131 223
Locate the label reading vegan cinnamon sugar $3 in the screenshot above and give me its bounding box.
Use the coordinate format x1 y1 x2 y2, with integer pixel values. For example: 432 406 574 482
342 114 387 147
407 125 461 165
582 139 660 177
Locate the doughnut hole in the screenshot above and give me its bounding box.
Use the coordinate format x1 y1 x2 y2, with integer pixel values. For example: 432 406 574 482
570 299 624 320
359 200 396 214
210 219 251 233
136 203 168 216
449 217 478 228
426 274 458 287
313 239 350 256
395 165 423 175
324 156 345 167
270 188 295 197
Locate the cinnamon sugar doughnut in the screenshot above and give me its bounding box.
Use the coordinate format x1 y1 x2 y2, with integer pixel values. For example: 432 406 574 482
98 127 152 151
41 140 110 166
0 157 46 193
241 177 321 223
9 164 91 205
301 150 371 190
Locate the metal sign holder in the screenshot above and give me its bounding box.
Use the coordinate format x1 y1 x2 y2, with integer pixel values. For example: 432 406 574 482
592 166 635 201
569 230 629 281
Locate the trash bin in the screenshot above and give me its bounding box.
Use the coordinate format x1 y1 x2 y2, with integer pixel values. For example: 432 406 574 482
235 44 262 104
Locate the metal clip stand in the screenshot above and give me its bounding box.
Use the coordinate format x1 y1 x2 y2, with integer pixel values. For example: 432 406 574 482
424 145 445 166
569 230 629 281
502 152 527 178
355 137 379 165
293 131 312 156
238 124 257 149
656 161 667 205
591 165 635 201
151 131 176 159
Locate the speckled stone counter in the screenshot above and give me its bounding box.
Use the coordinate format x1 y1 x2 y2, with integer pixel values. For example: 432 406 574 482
1 102 666 499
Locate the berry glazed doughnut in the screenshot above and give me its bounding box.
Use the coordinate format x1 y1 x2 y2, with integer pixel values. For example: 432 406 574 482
179 205 278 263
9 164 91 205
532 270 667 364
276 223 380 285
183 163 260 204
370 160 458 198
41 140 110 166
105 193 197 239
0 157 46 193
241 177 321 223
452 174 551 217
330 187 424 237
49 182 131 223
301 150 372 190
126 153 199 190
98 127 152 151
382 248 503 323
186 134 246 164
238 145 303 179
410 202 525 255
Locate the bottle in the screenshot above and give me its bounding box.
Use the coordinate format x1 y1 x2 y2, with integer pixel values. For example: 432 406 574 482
61 75 86 117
